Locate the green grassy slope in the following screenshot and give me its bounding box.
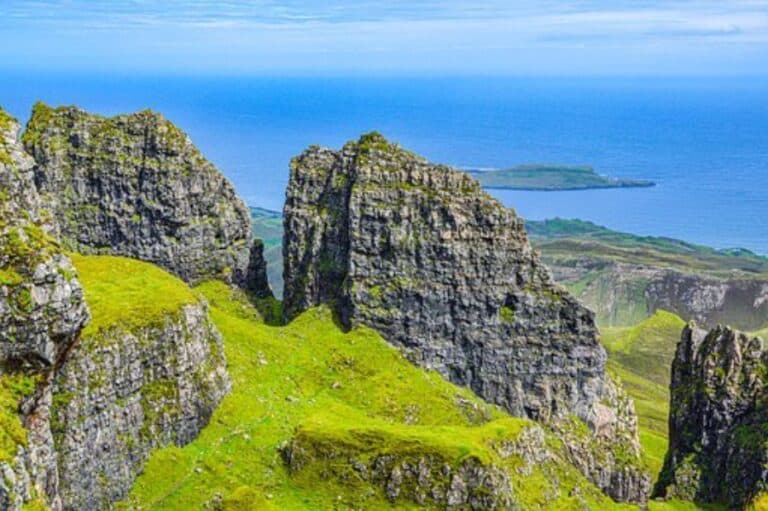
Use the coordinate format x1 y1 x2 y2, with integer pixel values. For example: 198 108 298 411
603 310 687 387
70 254 198 336
122 280 635 510
467 165 654 190
600 311 686 480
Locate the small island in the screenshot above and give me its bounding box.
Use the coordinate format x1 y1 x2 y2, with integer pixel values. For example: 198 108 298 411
466 164 655 191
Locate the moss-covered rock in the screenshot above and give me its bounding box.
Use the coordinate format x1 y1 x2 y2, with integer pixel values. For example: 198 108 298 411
0 106 90 511
654 324 768 508
23 102 271 297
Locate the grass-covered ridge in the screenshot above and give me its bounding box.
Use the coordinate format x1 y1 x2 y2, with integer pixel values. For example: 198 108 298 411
70 254 197 336
124 280 637 510
466 165 654 191
527 218 768 277
603 310 687 387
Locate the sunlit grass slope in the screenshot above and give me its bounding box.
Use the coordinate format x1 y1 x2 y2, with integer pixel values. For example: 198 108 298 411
123 280 635 510
600 311 684 481
603 310 687 387
70 254 197 336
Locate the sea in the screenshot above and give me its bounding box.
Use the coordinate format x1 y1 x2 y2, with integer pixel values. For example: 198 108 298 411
2 73 767 254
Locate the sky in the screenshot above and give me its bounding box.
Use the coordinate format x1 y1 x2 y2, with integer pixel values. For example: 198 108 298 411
0 0 767 75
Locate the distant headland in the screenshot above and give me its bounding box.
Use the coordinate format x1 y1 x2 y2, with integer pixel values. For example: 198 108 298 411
465 164 655 191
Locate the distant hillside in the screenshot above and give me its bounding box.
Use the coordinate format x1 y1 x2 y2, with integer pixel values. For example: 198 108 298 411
250 207 284 297
529 218 768 330
466 164 654 190
527 218 768 275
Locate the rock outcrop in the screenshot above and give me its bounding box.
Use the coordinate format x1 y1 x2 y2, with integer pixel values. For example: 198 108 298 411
654 324 768 508
23 102 271 297
0 106 231 510
51 273 230 509
282 133 650 501
281 415 628 510
283 431 516 510
0 108 89 510
0 108 89 370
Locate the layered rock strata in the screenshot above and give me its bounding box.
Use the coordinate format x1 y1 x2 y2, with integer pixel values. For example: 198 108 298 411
654 324 768 508
282 132 650 501
547 259 768 330
24 102 271 296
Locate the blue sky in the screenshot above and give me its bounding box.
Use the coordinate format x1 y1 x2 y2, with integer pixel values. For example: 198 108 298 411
0 0 766 75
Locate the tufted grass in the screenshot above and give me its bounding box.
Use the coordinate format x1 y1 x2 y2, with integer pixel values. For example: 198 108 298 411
70 254 197 337
123 279 638 510
0 372 39 464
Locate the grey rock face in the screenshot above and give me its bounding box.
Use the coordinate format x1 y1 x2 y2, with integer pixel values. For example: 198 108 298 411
646 271 768 331
654 324 768 508
0 109 90 369
282 133 649 502
1 106 231 510
0 108 89 510
24 102 271 296
51 302 230 510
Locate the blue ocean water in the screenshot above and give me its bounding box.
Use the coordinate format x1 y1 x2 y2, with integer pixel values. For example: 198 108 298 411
2 73 767 254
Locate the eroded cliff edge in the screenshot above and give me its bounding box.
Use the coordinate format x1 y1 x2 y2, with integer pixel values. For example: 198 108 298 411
282 132 651 502
23 102 271 297
654 324 768 508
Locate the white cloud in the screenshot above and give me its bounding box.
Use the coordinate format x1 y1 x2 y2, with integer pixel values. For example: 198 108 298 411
0 0 766 74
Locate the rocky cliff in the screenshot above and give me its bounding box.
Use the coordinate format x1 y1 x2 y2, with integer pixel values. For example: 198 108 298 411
282 132 650 502
0 108 89 510
654 324 768 508
23 102 271 297
0 108 89 370
0 106 231 510
52 255 230 510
